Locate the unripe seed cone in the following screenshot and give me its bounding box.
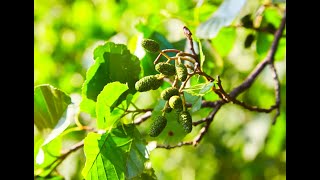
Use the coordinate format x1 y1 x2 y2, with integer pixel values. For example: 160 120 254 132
176 64 188 81
168 95 183 111
149 116 167 137
178 111 192 133
155 62 176 76
135 75 163 92
164 106 172 113
141 39 160 53
161 87 179 100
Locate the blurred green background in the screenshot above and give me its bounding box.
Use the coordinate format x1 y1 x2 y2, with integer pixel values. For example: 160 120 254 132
34 0 286 179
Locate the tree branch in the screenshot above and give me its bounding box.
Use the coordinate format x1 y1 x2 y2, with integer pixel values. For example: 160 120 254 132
270 63 281 124
229 9 286 98
155 9 286 149
134 111 152 125
35 140 84 178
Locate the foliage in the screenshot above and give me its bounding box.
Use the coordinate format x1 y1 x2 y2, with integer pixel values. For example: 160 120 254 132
34 0 286 179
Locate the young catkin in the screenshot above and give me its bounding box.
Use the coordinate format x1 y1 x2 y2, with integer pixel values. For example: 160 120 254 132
155 62 176 76
178 111 192 133
168 95 183 111
135 75 163 92
149 115 167 137
176 63 188 81
141 39 160 53
160 87 179 100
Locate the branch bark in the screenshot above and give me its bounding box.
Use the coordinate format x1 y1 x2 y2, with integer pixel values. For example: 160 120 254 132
156 9 286 149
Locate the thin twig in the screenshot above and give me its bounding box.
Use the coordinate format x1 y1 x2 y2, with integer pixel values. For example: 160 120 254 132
134 111 152 125
213 76 278 113
35 140 84 178
156 141 193 149
155 9 286 149
229 9 286 98
269 63 281 124
183 26 200 66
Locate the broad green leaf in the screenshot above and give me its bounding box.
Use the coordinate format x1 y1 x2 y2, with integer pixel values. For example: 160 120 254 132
131 167 157 180
256 32 272 56
82 124 148 180
196 0 247 39
41 103 77 146
82 42 141 102
265 113 286 156
184 92 202 113
96 82 129 130
211 27 236 56
35 137 62 177
183 82 214 96
34 84 71 132
80 96 96 117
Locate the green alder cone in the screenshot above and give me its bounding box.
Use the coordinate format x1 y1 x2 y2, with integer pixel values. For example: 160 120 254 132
135 75 163 92
155 62 176 76
149 115 167 137
176 64 188 82
164 106 173 113
168 95 183 111
178 111 193 133
160 87 179 100
141 39 160 53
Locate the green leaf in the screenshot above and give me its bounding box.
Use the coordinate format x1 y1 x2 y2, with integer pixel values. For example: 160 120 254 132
196 0 247 39
82 42 141 102
82 124 148 180
196 38 205 70
34 84 71 132
211 27 236 56
184 92 202 113
256 32 272 56
96 82 129 130
35 137 62 177
80 96 97 117
182 82 214 96
131 167 157 180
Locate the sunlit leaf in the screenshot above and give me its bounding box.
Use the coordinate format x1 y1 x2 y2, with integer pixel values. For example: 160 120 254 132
265 114 286 156
34 84 71 132
80 96 96 117
82 124 148 179
35 137 62 177
183 82 214 96
211 27 236 56
196 0 247 39
82 42 141 102
96 82 129 130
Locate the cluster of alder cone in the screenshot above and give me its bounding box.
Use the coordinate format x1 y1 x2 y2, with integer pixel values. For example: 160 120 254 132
135 39 193 137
